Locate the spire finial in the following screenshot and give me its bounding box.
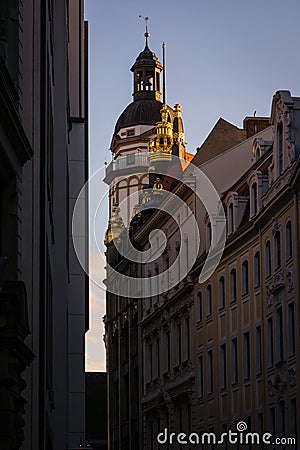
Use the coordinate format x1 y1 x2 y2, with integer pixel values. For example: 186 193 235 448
162 42 166 105
139 15 150 46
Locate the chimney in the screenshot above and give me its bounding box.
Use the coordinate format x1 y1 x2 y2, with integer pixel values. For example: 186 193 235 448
243 116 270 138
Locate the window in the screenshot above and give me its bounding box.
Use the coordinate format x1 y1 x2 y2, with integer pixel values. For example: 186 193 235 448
185 237 189 271
196 291 202 323
255 147 260 161
251 182 258 216
230 269 237 303
177 322 182 364
207 350 213 394
242 260 249 295
286 221 292 259
167 330 171 371
290 398 297 440
274 231 281 268
254 251 260 287
207 221 212 250
278 400 285 437
269 407 275 436
219 276 225 309
127 129 135 137
228 203 234 234
206 285 212 317
288 302 295 357
231 338 238 385
257 413 263 435
275 307 284 363
186 317 190 360
267 317 274 368
220 344 227 389
127 153 135 165
149 343 153 381
256 326 262 375
197 355 203 398
156 339 160 377
243 331 250 379
176 245 181 282
277 122 283 175
265 240 271 277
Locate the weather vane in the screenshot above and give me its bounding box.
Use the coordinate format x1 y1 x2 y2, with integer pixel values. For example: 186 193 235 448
139 15 150 45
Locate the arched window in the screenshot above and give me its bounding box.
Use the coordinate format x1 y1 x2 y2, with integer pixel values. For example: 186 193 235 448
277 122 284 175
286 221 292 260
206 285 212 318
265 240 271 277
219 276 225 310
196 292 202 323
254 251 260 287
206 221 212 250
274 231 281 269
228 203 234 234
230 269 237 303
242 260 249 295
255 148 260 161
251 182 258 216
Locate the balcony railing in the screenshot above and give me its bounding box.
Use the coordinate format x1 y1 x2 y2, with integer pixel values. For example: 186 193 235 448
105 153 149 178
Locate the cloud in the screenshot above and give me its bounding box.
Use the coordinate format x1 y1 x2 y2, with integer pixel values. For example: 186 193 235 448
86 333 101 344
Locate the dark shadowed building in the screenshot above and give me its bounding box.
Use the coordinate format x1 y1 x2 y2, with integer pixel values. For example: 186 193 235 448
86 372 108 450
0 1 89 448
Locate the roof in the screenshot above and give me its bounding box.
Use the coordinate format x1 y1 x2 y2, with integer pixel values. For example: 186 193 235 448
192 118 246 167
131 43 162 71
114 100 174 135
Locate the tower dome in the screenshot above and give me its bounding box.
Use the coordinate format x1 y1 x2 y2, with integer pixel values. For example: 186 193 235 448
114 100 174 135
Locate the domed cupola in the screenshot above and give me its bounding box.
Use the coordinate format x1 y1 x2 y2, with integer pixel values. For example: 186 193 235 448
112 18 174 140
130 19 162 102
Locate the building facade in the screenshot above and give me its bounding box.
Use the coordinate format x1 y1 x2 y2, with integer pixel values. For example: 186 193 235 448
0 1 89 449
105 38 299 450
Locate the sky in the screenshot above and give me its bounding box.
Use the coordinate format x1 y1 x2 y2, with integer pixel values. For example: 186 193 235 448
84 0 300 371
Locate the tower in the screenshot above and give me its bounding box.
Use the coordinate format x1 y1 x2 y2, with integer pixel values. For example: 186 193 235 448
103 25 174 229
104 24 195 450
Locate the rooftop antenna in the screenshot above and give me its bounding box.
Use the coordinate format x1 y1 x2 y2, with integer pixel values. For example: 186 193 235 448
139 15 150 46
162 42 166 105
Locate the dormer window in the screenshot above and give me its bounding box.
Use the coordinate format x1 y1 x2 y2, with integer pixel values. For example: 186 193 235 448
206 221 212 251
225 192 247 236
228 203 234 234
251 182 258 216
251 138 272 162
277 122 284 175
127 129 135 137
248 171 268 218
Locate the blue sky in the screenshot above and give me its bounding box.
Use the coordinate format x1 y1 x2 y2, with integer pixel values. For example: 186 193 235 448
84 0 300 371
